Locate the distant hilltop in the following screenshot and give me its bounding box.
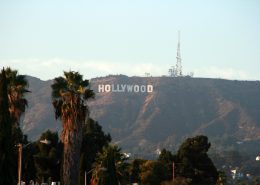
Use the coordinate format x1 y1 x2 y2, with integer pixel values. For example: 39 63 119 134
22 75 260 156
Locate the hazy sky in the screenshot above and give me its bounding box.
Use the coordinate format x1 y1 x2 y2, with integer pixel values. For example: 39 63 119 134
0 0 259 80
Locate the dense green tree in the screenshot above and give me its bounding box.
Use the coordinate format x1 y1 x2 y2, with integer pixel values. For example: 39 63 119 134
33 130 62 183
129 159 145 184
175 135 218 185
91 145 128 185
21 142 38 184
162 177 189 185
140 160 168 185
51 71 94 185
158 148 174 181
78 118 111 185
0 69 15 185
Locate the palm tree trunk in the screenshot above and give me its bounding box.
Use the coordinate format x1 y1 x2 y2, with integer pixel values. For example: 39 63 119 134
63 121 83 185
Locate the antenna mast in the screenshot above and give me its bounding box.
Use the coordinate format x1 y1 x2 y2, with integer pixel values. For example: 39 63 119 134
175 31 182 76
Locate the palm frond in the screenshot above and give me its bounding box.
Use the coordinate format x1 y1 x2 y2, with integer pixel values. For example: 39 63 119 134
51 77 68 98
2 67 30 126
80 79 90 87
84 89 95 100
52 99 63 119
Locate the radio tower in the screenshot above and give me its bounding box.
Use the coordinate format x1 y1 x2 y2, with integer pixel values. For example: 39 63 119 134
175 31 182 76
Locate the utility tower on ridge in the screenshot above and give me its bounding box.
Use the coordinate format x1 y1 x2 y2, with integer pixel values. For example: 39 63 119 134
168 31 183 77
175 31 182 76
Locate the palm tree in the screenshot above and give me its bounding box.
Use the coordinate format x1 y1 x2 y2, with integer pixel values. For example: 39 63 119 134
0 68 15 185
4 67 29 129
1 67 30 183
4 67 30 142
51 71 94 185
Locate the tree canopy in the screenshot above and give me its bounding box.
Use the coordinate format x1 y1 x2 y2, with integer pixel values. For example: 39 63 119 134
175 135 218 185
91 145 128 185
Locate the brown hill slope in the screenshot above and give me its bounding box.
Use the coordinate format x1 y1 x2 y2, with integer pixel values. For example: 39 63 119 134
22 75 260 155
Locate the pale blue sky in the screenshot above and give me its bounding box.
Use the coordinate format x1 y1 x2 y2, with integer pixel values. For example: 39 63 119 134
0 0 259 80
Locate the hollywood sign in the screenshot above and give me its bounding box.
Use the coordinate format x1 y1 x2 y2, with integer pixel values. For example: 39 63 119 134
98 84 153 93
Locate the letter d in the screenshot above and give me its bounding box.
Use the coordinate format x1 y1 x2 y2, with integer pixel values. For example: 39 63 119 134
147 85 153 92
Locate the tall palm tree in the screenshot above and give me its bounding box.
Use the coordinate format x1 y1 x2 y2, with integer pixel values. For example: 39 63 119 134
5 67 29 125
51 71 94 185
0 67 30 184
4 67 30 144
0 69 15 185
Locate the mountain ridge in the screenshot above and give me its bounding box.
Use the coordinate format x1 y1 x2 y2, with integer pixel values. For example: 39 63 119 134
21 75 260 156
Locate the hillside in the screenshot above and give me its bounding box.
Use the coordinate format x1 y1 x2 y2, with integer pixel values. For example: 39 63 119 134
22 75 260 156
21 76 61 137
